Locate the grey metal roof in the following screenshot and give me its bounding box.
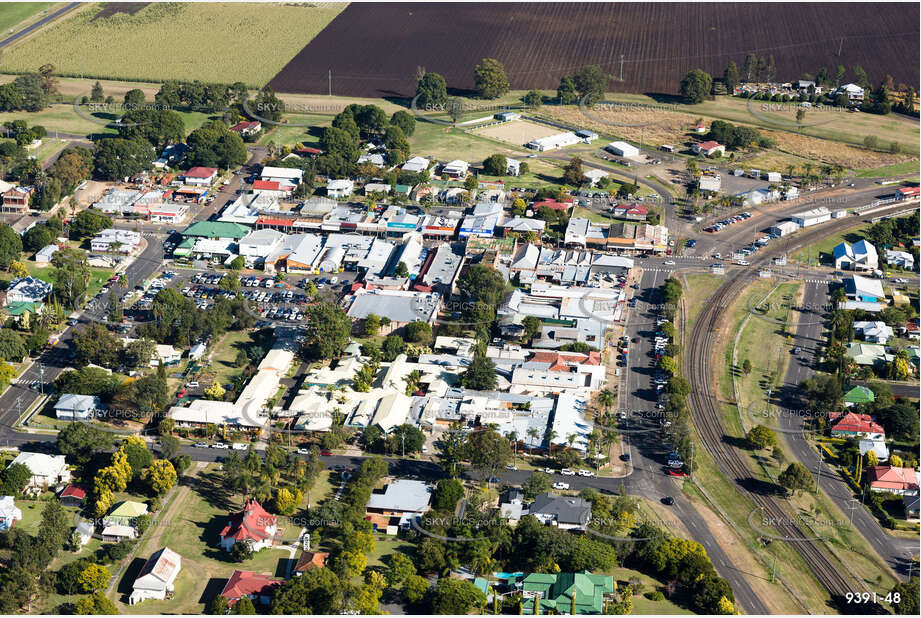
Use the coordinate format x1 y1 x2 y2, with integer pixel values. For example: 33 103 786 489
527 493 592 525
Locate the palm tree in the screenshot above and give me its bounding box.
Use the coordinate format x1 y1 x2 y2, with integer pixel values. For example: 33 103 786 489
785 164 796 180
505 431 519 466
566 433 578 450
544 428 558 457
598 389 614 413
526 428 540 456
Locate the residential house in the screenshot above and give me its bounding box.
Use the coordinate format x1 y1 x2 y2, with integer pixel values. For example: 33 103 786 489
357 152 386 166
129 547 182 605
220 570 283 608
34 244 59 264
91 228 143 254
365 479 432 533
833 240 878 271
612 204 648 221
326 179 354 199
842 275 887 311
442 159 469 178
104 501 149 527
845 342 893 366
866 466 919 495
506 157 521 176
59 484 87 507
219 498 277 552
402 156 431 174
836 83 865 102
853 321 894 344
229 120 262 137
521 571 615 614
54 394 101 420
693 141 726 157
101 524 137 543
884 249 915 270
859 438 889 462
829 411 884 439
842 386 875 408
293 551 329 575
8 452 70 491
151 344 182 367
1 186 34 214
499 488 524 524
500 216 546 237
0 496 22 530
527 493 591 530
183 166 218 186
583 168 608 187
74 520 94 546
4 276 52 306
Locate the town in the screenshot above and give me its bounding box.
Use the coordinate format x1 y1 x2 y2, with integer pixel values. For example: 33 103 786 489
0 2 918 616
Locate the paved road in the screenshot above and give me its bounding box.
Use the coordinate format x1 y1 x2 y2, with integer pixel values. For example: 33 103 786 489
779 281 918 580
0 2 79 49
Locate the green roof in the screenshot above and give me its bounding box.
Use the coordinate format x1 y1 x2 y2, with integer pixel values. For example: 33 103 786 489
522 571 615 614
5 301 42 316
843 386 875 404
181 221 249 240
473 577 489 595
394 184 412 194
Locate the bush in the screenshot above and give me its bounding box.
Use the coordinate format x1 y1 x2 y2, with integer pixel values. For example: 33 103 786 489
645 590 665 601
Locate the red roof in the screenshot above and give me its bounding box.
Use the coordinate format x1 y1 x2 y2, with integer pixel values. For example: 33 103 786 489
615 204 647 215
220 570 283 605
698 141 722 150
60 485 87 500
220 499 276 543
185 166 218 179
529 350 602 371
230 121 261 133
897 186 920 196
830 412 884 435
533 199 573 211
297 147 322 155
256 216 294 227
253 180 284 191
867 466 919 492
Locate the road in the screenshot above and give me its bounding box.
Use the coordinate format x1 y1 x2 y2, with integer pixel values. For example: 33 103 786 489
780 280 919 579
0 2 79 49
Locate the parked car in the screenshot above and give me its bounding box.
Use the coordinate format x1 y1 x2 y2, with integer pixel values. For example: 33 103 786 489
232 443 248 451
578 469 594 477
560 468 576 476
211 442 228 449
552 482 570 490
662 496 675 505
194 442 209 448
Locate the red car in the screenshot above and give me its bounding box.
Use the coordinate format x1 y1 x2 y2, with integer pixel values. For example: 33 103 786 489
667 469 687 477
320 450 332 456
177 389 186 398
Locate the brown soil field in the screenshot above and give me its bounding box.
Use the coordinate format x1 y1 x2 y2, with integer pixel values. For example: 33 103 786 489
269 2 918 98
763 130 916 169
472 119 562 145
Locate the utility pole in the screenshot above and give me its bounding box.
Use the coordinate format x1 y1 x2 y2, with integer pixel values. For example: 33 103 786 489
619 54 625 82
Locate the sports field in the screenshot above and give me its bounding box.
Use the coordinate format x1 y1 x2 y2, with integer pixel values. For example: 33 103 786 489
472 119 562 146
0 2 346 86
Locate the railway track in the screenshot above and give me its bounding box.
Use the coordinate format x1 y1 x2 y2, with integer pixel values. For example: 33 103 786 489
682 206 911 612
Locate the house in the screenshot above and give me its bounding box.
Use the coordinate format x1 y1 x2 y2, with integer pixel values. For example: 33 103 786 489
34 244 59 264
527 132 580 151
836 83 865 102
59 484 87 507
769 221 799 237
894 186 920 201
151 344 182 367
694 121 708 133
365 182 392 195
833 240 878 271
527 493 591 530
220 498 277 552
845 342 893 366
1 186 34 214
229 120 262 136
220 570 283 608
91 228 142 254
866 466 919 495
612 204 648 221
884 249 915 270
904 494 920 521
693 141 725 157
791 206 831 228
365 479 432 521
8 452 69 491
74 520 94 546
101 524 137 543
105 501 149 527
506 158 521 176
765 171 782 183
797 79 816 91
251 180 293 198
129 547 181 605
357 152 385 166
182 166 218 186
4 276 52 305
402 156 430 174
902 318 920 340
829 411 884 439
148 203 190 224
582 168 608 187
326 179 354 199
0 496 22 530
54 394 101 421
293 550 329 575
843 275 886 311
605 141 639 158
442 159 469 178
859 438 889 462
853 321 894 344
499 488 524 524
521 571 615 615
842 386 875 407
259 165 304 186
500 216 546 236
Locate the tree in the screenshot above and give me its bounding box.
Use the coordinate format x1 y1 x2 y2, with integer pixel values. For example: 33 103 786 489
657 355 677 375
208 595 229 615
557 75 578 104
889 579 919 615
457 264 506 308
723 61 740 93
468 427 512 482
523 90 543 108
145 459 177 495
405 320 432 344
741 359 752 375
474 58 510 99
522 315 542 341
381 334 406 362
303 302 351 360
742 54 758 82
572 65 607 104
390 110 416 137
431 577 487 614
746 425 776 450
92 137 154 180
403 574 429 603
0 223 24 269
0 330 26 363
863 135 879 150
522 472 552 499
57 422 113 466
432 477 465 511
22 225 53 253
778 462 813 495
90 81 104 103
461 354 497 390
120 436 153 480
186 120 247 169
363 313 381 336
680 69 713 103
78 564 111 593
386 552 416 587
562 157 585 186
482 153 508 176
74 592 118 615
394 260 410 278
0 462 30 495
118 109 185 150
415 72 448 109
889 454 904 468
123 88 145 110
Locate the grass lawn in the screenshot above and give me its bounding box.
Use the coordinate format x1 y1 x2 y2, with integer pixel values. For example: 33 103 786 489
11 497 80 535
201 329 257 389
27 137 68 162
410 121 534 163
0 2 55 33
1 2 347 86
365 535 416 569
0 103 118 137
572 206 613 224
679 273 723 336
258 114 334 149
26 263 113 298
790 225 870 266
854 160 921 178
605 567 693 614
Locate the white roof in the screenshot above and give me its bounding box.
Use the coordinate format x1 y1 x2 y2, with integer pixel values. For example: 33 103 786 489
55 394 100 412
402 156 429 173
366 479 431 513
327 179 354 190
793 206 830 219
134 547 182 591
10 452 67 478
101 524 136 538
168 400 268 428
583 168 609 180
261 166 304 181
0 496 22 523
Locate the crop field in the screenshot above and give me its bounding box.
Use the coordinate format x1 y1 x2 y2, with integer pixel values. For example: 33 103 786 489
269 3 917 98
0 2 347 86
471 119 562 146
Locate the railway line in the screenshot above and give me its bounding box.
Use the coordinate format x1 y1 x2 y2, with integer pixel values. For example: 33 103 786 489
682 205 911 613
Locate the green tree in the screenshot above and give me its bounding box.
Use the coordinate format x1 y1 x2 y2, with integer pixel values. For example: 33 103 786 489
92 137 154 180
468 427 513 482
78 564 111 593
415 72 448 109
573 65 608 104
562 156 585 186
723 61 740 93
0 462 31 495
431 577 487 614
680 69 713 103
386 552 416 587
889 579 919 615
522 315 542 341
742 359 752 374
363 313 381 336
0 223 24 269
746 425 776 450
522 471 552 499
57 422 113 466
457 264 506 308
144 459 177 494
523 90 542 108
405 320 432 344
474 58 510 99
461 354 497 390
778 462 813 495
557 75 578 104
302 302 352 360
403 574 430 603
389 110 416 137
73 592 118 614
482 153 508 176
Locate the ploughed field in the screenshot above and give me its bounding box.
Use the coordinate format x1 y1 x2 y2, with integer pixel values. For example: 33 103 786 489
269 2 918 98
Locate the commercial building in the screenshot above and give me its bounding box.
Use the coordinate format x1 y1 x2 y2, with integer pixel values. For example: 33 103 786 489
792 206 831 228
604 141 639 157
833 240 878 271
527 132 580 151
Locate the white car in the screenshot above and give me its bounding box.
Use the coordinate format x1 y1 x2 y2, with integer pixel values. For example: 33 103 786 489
560 468 576 476
211 442 228 449
578 469 595 477
894 277 907 283
194 442 209 448
543 467 555 474
552 482 570 490
232 443 248 451
296 448 311 455
664 260 676 266
736 260 750 266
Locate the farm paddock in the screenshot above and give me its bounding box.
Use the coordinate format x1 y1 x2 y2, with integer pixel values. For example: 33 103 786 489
471 119 564 147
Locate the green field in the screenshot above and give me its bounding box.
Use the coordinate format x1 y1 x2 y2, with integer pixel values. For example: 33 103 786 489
0 2 54 33
854 160 921 178
1 2 347 86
